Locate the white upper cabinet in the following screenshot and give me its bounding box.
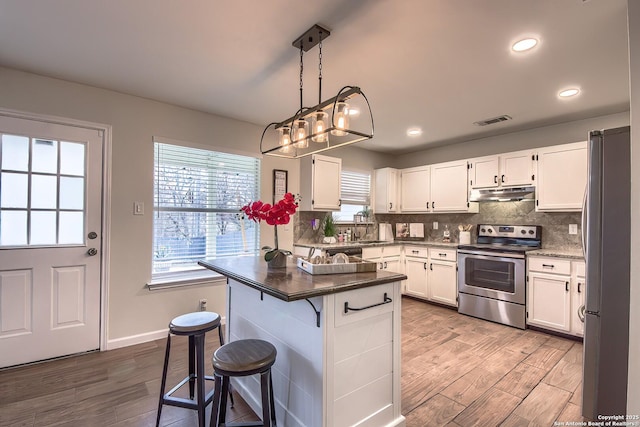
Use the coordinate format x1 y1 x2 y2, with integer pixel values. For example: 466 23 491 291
399 160 477 213
431 160 472 212
400 166 430 212
469 150 534 189
373 167 399 213
535 141 588 212
299 154 342 211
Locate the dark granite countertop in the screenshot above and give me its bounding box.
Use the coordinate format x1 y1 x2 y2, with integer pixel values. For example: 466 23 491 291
199 256 407 302
294 240 460 250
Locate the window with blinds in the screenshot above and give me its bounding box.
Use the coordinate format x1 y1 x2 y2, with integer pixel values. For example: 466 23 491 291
335 170 371 223
153 142 260 276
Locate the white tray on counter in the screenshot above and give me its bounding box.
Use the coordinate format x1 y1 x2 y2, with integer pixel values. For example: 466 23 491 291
296 256 378 275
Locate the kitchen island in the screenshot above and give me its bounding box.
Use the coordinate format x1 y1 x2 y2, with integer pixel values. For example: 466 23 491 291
199 256 407 427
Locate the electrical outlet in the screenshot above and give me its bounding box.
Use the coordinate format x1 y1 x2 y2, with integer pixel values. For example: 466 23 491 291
433 221 438 230
199 299 207 311
569 224 578 235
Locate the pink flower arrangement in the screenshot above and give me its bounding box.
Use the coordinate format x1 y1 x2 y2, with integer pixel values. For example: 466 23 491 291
241 192 299 263
240 192 298 226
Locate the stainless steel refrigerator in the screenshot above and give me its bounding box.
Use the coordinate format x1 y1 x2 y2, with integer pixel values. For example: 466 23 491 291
582 126 630 420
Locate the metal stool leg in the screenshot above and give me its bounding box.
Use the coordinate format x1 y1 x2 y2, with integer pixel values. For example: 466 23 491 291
156 333 172 427
209 373 223 427
269 375 277 426
194 332 207 427
217 325 235 408
260 370 273 427
188 335 195 399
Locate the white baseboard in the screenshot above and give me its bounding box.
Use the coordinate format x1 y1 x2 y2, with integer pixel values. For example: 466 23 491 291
106 316 226 350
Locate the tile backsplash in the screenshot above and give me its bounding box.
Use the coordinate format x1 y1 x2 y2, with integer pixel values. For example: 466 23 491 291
294 200 582 250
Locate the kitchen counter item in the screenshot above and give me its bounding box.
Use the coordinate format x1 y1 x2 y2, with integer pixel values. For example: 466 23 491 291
378 223 393 241
296 256 377 275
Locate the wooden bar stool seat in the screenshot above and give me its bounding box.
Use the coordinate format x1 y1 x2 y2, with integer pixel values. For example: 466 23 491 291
156 311 224 427
210 339 277 427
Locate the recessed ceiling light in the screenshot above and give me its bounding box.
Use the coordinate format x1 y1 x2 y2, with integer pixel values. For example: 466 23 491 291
512 38 538 52
407 127 422 137
558 88 580 98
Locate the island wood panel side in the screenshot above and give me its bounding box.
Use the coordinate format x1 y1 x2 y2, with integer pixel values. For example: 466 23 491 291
227 279 324 427
324 281 406 427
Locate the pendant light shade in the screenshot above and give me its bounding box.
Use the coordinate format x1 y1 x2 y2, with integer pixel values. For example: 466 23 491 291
311 111 329 143
260 24 374 159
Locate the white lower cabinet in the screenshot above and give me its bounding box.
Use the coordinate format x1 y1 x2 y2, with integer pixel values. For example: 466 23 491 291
362 245 403 274
429 259 457 306
527 256 585 336
404 246 457 307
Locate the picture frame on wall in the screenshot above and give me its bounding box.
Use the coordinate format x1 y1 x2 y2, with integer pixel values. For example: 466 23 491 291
273 169 288 203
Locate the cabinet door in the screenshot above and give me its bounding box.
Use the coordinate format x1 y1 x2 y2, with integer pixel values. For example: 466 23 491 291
500 150 534 187
400 166 430 212
312 154 342 210
470 156 499 189
527 272 571 332
383 256 402 274
374 168 398 213
428 260 457 306
405 257 428 298
431 160 468 212
536 141 587 211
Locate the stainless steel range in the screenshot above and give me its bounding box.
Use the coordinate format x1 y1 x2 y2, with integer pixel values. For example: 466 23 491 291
457 224 542 329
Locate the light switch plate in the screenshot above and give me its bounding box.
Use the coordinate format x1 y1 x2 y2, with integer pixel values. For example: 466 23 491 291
433 221 438 230
569 224 578 235
134 202 144 215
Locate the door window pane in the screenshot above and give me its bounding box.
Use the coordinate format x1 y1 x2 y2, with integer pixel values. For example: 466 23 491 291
31 175 57 209
0 210 27 245
60 141 85 176
1 172 28 208
30 211 57 245
2 134 29 171
59 211 84 244
60 177 84 210
32 139 58 174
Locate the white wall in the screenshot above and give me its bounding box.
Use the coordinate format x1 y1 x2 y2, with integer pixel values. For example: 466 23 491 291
393 112 630 168
627 0 639 415
0 66 300 344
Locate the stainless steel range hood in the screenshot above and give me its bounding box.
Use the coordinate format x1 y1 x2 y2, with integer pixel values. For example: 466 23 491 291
469 186 535 202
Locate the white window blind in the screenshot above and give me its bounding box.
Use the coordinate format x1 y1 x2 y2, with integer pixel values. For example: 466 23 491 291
153 142 260 276
335 170 371 223
341 170 371 205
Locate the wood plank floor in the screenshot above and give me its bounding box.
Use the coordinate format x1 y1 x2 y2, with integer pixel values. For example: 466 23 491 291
0 297 585 426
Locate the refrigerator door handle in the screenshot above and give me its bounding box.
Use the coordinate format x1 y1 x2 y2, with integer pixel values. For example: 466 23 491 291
581 189 587 259
578 304 585 323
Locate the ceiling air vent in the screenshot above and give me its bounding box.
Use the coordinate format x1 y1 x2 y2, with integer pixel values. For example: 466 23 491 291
473 115 512 127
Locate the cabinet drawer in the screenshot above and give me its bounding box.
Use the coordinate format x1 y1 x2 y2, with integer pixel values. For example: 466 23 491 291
384 245 402 257
528 257 571 275
334 283 395 327
362 247 383 260
404 246 428 258
574 261 586 277
429 248 456 262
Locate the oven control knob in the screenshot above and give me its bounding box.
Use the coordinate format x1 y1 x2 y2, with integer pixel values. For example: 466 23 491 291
521 230 526 235
528 230 535 235
481 228 486 233
488 229 493 233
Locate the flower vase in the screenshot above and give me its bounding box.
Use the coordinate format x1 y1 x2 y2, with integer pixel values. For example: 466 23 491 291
266 225 287 269
267 251 288 269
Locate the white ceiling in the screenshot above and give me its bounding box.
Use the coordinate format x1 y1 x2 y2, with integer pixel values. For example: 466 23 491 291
0 0 630 154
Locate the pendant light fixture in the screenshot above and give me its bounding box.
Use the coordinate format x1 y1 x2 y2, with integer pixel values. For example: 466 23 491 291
260 24 374 158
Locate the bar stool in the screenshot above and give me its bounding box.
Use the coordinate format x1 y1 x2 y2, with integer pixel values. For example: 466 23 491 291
210 339 277 427
156 311 224 427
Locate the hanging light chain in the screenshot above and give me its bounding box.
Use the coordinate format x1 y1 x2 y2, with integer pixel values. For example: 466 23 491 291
299 45 304 111
318 33 323 104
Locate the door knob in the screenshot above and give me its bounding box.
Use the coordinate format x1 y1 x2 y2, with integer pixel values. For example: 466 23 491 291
87 248 98 256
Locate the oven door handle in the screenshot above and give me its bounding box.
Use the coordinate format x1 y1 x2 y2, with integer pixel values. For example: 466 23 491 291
457 249 525 260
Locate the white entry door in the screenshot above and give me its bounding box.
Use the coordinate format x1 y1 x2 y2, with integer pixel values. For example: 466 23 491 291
0 114 104 368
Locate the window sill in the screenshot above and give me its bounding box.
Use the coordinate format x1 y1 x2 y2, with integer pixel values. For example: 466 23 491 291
147 269 226 291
